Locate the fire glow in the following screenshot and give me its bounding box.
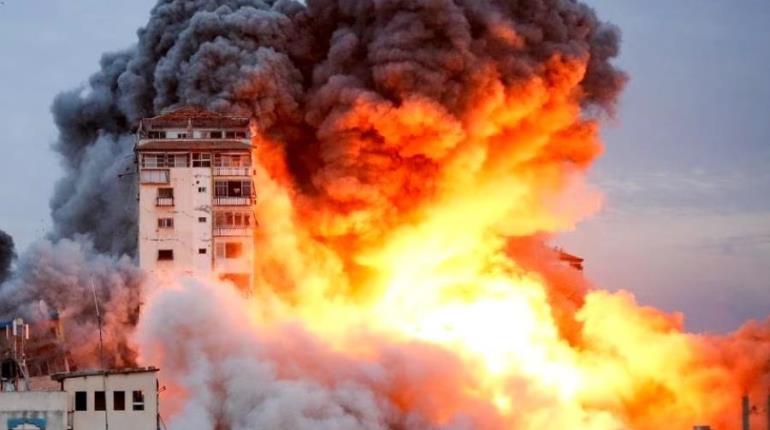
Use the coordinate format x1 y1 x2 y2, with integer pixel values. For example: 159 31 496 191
3 0 767 429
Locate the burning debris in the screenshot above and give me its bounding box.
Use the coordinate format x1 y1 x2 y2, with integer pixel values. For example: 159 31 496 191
0 0 769 429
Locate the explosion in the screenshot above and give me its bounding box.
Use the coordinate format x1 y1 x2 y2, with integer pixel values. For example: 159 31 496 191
1 0 769 429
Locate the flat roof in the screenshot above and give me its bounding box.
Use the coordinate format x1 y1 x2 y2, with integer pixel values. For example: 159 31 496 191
51 367 159 382
136 140 254 151
141 106 249 129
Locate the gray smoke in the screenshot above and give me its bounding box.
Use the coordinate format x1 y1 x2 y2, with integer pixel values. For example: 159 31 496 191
0 238 144 368
0 229 15 284
48 0 626 255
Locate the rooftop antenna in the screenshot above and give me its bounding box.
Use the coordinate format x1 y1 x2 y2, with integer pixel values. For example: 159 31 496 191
89 277 106 371
90 277 109 430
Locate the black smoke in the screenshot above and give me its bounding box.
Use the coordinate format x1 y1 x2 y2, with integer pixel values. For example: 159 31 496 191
48 0 626 256
0 229 15 284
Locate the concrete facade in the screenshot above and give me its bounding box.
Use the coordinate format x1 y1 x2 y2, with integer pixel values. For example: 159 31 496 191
0 391 67 430
53 368 158 430
136 107 255 291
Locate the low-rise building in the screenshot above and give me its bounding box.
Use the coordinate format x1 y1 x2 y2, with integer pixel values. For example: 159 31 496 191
51 367 159 430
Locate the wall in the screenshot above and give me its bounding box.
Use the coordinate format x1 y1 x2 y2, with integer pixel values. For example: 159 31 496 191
62 372 157 430
0 391 67 430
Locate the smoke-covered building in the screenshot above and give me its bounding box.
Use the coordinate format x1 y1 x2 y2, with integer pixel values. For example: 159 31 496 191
135 107 255 290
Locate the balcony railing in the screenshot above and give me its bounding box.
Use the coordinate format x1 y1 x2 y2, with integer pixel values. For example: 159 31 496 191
213 197 253 206
156 197 174 207
213 167 251 176
213 227 252 237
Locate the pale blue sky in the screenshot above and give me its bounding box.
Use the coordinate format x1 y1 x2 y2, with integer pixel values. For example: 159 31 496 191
0 1 768 332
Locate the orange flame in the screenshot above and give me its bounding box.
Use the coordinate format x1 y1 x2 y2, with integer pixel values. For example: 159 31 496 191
137 54 768 430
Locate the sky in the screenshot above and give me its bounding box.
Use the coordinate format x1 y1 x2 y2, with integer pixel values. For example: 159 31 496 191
0 0 768 333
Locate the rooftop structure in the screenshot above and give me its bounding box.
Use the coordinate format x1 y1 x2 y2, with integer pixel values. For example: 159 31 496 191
135 106 256 291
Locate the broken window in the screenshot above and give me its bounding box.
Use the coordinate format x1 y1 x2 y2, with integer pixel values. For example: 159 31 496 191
132 391 145 411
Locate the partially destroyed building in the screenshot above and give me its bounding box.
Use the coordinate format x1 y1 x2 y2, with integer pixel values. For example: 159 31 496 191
135 107 256 290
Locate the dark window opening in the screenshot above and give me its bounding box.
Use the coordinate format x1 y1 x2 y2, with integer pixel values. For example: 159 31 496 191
158 249 174 261
198 187 207 193
158 188 174 199
198 217 207 223
132 390 145 411
114 391 125 411
94 391 106 411
147 131 166 139
192 153 211 167
157 218 174 229
210 131 222 139
198 248 207 255
75 391 87 411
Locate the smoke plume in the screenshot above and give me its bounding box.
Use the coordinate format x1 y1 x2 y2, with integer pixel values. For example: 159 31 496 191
0 229 15 284
1 0 768 429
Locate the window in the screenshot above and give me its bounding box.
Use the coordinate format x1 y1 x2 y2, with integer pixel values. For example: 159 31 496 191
75 391 87 411
147 131 166 139
142 154 164 168
198 248 207 255
192 153 211 167
215 242 243 258
113 391 125 411
225 131 236 139
214 180 251 198
235 131 247 139
214 211 251 228
94 391 106 411
226 242 243 258
158 249 174 261
140 169 169 184
198 187 207 193
132 391 145 411
158 218 174 229
213 153 251 168
177 133 187 139
172 153 188 167
210 131 222 139
157 187 174 206
198 217 207 223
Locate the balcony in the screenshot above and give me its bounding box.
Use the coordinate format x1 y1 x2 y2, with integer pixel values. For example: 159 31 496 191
213 197 253 206
213 167 251 176
213 227 252 237
156 197 174 207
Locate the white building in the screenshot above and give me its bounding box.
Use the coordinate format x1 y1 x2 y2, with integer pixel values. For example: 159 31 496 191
51 367 159 430
135 107 256 291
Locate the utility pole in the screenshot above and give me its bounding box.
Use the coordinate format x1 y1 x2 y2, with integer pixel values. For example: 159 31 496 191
743 394 751 430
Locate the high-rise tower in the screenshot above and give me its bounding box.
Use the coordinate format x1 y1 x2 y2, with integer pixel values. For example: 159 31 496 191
135 106 255 290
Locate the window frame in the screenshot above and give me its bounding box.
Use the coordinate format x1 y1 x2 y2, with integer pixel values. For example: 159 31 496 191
157 249 174 261
132 390 145 411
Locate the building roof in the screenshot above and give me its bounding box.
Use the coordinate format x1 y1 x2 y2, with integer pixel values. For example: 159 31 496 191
51 367 159 382
141 106 250 129
136 139 254 151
